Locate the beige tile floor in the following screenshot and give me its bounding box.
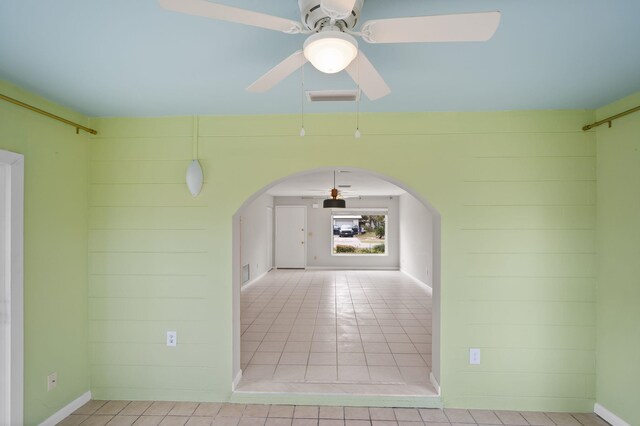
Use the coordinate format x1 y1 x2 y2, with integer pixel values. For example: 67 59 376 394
58 272 610 425
59 401 611 426
238 270 433 394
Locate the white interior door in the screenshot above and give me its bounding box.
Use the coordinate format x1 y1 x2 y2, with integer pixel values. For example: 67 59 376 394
275 206 306 268
266 206 273 270
0 163 8 424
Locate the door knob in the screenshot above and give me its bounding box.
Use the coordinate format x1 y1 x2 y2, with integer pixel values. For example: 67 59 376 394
301 241 304 245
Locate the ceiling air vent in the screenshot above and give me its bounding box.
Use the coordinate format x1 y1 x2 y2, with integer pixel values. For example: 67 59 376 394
306 89 360 102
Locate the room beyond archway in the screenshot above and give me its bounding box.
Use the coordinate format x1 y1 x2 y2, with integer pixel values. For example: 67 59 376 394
231 168 441 402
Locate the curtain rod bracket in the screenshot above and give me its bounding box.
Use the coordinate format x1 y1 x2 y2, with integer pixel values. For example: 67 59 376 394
582 104 640 131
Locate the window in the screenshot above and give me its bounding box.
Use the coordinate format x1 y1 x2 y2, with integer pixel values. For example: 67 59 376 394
331 212 387 255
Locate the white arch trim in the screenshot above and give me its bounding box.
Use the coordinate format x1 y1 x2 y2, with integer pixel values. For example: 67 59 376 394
231 166 441 392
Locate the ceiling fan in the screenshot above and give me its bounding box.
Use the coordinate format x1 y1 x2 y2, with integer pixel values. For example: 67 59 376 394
159 0 501 100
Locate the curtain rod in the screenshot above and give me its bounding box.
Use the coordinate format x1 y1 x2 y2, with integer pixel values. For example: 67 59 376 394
583 104 640 131
4 89 637 135
0 93 97 135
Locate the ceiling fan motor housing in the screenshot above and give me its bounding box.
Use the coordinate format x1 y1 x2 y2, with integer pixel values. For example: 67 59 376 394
298 0 364 32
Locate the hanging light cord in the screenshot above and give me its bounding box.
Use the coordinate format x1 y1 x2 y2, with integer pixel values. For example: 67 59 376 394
300 56 305 137
355 54 361 138
192 115 199 160
331 170 339 199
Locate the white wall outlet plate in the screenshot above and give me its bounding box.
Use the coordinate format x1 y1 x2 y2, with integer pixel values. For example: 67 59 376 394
47 372 57 391
167 331 177 347
469 348 481 365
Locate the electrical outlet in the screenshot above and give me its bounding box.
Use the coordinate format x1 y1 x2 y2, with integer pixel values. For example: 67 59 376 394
47 372 57 391
167 331 177 347
469 348 481 365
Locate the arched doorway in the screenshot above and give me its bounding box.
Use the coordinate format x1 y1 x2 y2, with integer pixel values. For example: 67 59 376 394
231 167 441 403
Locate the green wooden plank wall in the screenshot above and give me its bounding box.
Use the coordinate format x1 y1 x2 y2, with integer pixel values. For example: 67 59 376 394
88 110 596 411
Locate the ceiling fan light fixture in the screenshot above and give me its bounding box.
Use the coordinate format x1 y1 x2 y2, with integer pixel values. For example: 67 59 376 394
303 31 358 74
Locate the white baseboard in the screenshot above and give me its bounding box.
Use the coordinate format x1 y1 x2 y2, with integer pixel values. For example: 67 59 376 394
429 372 440 395
594 403 630 426
400 269 432 294
241 270 269 291
232 370 243 391
39 391 91 426
306 266 399 271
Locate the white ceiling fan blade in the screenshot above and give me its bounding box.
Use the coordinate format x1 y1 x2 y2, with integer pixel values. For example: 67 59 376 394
247 50 308 93
321 0 357 20
360 11 501 44
345 52 390 101
159 0 303 34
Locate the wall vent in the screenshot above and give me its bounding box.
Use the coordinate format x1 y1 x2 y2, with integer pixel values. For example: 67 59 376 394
306 89 360 102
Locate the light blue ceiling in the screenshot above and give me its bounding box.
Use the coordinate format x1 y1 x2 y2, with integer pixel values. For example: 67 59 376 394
1 0 639 117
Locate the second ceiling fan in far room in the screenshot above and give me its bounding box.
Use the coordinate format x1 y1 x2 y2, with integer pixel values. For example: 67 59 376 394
158 0 502 100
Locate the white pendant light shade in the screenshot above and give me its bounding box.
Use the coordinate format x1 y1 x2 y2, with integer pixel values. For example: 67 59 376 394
303 31 358 74
186 160 204 197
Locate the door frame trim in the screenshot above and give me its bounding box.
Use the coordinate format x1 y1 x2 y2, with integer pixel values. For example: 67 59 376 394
0 149 24 426
266 206 273 270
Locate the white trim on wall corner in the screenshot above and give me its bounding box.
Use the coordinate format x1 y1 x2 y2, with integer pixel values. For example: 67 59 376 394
429 372 440 395
400 269 433 295
1 150 24 426
240 270 269 291
232 370 243 391
594 403 630 426
38 391 91 426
